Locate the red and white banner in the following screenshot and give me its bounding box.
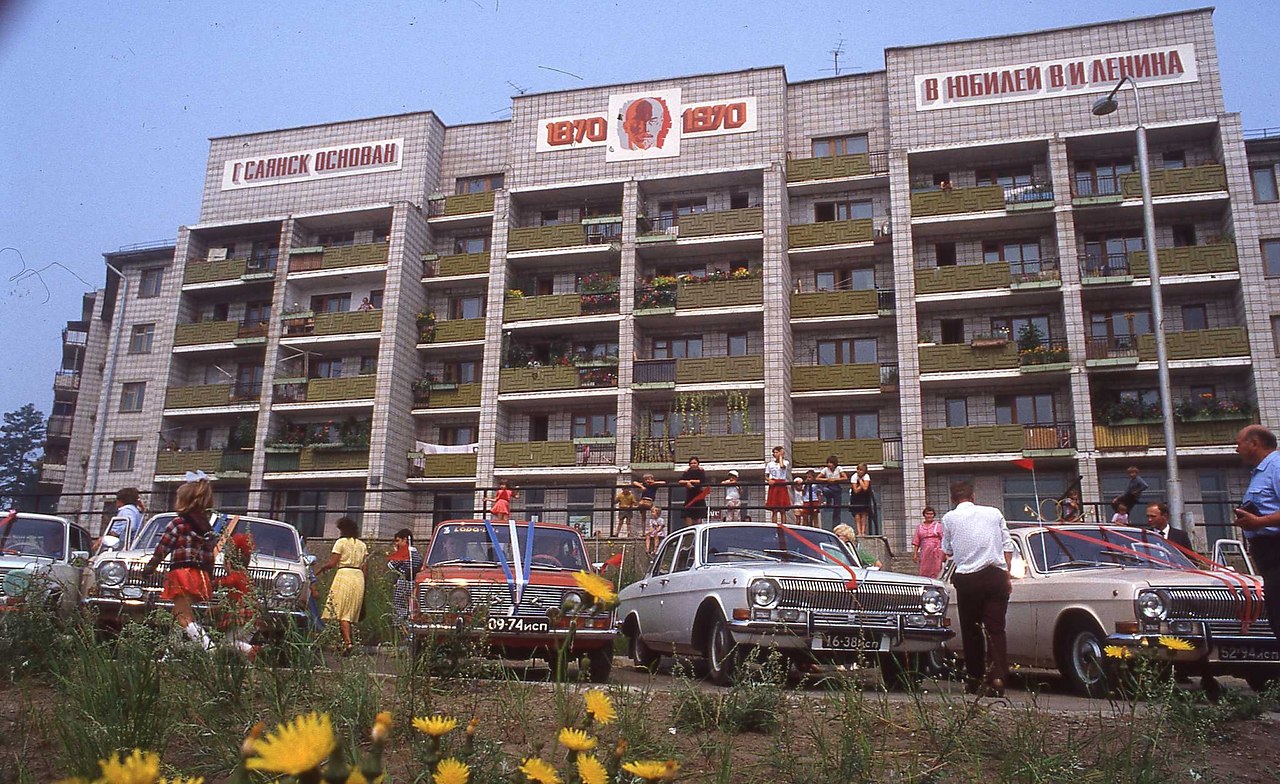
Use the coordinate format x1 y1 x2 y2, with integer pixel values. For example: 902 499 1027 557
221 137 404 190
536 93 757 158
913 44 1198 111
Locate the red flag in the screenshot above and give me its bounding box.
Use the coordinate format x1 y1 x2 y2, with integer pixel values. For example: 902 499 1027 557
1012 458 1036 471
603 552 624 569
684 486 712 508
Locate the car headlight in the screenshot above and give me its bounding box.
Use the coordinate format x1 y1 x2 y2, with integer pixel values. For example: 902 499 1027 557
921 587 947 615
424 585 447 610
447 586 470 611
3 570 32 598
562 590 585 611
1137 589 1169 621
97 560 128 589
274 572 302 598
748 578 779 607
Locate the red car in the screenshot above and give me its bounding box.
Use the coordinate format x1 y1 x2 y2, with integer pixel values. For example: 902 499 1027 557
410 520 617 681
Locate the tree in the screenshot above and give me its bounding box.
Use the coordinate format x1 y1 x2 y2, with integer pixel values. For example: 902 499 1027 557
0 403 46 508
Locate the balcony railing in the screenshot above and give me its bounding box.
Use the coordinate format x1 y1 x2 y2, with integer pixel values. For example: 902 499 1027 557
281 309 383 337
634 356 771 386
635 277 763 311
494 440 616 468
786 218 874 249
420 318 486 344
791 362 883 392
499 364 618 394
785 151 889 182
1073 164 1228 200
1080 243 1239 281
53 369 81 391
1018 339 1071 370
155 449 253 477
273 375 376 404
508 219 622 252
924 423 1075 456
413 382 482 409
1085 335 1139 362
408 452 478 478
62 328 88 346
636 207 763 240
422 252 490 278
503 291 620 321
265 446 369 473
39 463 67 485
287 242 389 272
632 434 765 465
634 359 676 385
919 342 1019 374
1094 419 1246 451
46 415 72 439
792 436 900 467
789 286 894 319
429 191 496 217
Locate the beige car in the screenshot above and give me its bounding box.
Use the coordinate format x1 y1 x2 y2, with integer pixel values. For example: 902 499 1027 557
942 524 1276 696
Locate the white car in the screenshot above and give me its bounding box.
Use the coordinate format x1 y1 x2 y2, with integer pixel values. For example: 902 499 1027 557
617 522 953 685
0 512 91 615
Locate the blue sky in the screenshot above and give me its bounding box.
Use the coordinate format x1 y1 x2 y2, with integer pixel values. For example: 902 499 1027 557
2 0 1278 420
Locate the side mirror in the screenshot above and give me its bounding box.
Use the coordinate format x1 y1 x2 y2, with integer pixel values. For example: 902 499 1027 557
591 562 605 572
70 550 90 567
1010 555 1028 579
304 553 317 566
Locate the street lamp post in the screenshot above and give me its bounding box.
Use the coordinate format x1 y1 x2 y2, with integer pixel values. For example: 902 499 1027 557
1091 76 1185 531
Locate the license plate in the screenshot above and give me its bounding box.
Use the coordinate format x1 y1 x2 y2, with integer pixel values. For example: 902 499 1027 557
1216 644 1280 662
814 633 886 651
486 616 551 634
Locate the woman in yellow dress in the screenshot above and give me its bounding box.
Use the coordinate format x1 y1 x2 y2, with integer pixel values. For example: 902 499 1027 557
315 516 368 655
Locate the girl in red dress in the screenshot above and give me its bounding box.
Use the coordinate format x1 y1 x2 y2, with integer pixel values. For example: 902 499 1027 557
490 478 516 523
143 477 216 650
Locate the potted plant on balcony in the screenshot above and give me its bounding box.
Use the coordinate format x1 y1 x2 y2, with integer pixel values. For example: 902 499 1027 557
1174 394 1251 422
970 332 1009 349
229 418 257 451
1098 398 1162 425
265 422 307 452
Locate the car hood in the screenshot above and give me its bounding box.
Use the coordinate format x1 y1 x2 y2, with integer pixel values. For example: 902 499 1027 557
722 560 944 589
417 564 583 588
1035 566 1261 589
90 550 302 572
0 555 57 572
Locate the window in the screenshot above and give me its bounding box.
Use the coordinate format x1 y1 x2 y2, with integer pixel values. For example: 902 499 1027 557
211 303 230 322
730 192 749 209
657 198 707 227
572 413 616 438
816 338 877 365
1171 224 1197 247
119 382 145 413
317 231 355 247
439 426 477 446
945 398 968 428
976 169 1033 187
991 315 1050 344
539 209 562 226
653 336 702 359
939 319 964 345
128 324 155 354
311 293 351 313
1089 310 1153 343
1252 167 1279 203
451 295 484 320
574 341 618 360
812 133 868 158
814 199 873 222
727 333 749 357
1162 150 1186 169
932 172 950 187
1189 385 1217 401
456 173 503 194
1082 233 1144 274
818 412 879 440
372 227 390 244
529 415 549 442
109 440 137 472
1074 159 1134 196
315 358 343 379
444 360 478 384
567 488 596 536
1182 304 1208 332
1273 316 1280 356
236 364 263 397
138 268 164 298
453 235 489 254
359 356 377 375
195 428 212 451
368 289 384 309
995 393 1055 425
1119 388 1161 406
248 240 279 271
814 270 849 291
244 301 271 324
935 243 957 267
728 406 747 435
982 240 1041 266
1262 239 1280 277
52 400 74 416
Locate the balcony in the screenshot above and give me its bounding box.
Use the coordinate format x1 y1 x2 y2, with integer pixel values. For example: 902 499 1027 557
433 191 495 217
911 183 1053 217
1138 327 1250 362
420 318 485 344
46 415 72 439
423 252 490 278
413 382 482 409
288 242 389 273
1095 419 1245 452
62 327 88 347
790 287 893 319
273 375 376 404
265 446 369 473
1017 340 1071 373
508 219 622 252
155 449 252 477
282 309 383 337
1080 243 1239 282
792 363 895 393
503 291 619 322
920 342 1018 374
499 364 618 394
494 440 616 468
1072 164 1228 204
164 383 260 410
173 319 269 347
637 208 762 241
792 438 899 468
408 452 478 478
786 152 888 183
39 463 67 485
915 258 1059 296
632 434 765 466
787 218 874 250
183 257 248 285
629 355 765 386
53 369 81 392
924 423 1076 457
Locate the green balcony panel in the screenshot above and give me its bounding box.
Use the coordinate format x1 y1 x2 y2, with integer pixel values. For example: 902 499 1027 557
295 447 369 471
924 425 1025 456
321 242 389 270
422 453 478 477
155 450 226 476
426 383 482 408
792 439 883 467
431 318 486 343
314 309 383 336
677 207 763 238
495 441 577 467
676 279 763 310
790 289 877 319
165 384 233 409
1153 420 1250 449
504 293 581 322
264 452 301 472
499 365 579 393
306 375 376 402
443 191 495 216
183 258 247 285
436 252 490 277
1121 164 1227 199
508 223 586 252
910 186 1005 217
174 320 239 346
673 434 764 463
1128 243 1238 277
1136 327 1249 362
787 218 873 249
919 343 1018 374
792 363 880 392
915 262 1011 295
786 153 872 182
676 355 764 384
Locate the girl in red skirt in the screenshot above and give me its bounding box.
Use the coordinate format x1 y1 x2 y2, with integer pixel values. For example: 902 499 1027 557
489 478 516 523
143 476 216 650
765 445 792 524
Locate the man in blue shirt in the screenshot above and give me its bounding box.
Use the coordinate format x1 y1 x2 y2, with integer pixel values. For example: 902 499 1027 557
1234 425 1280 640
97 487 144 552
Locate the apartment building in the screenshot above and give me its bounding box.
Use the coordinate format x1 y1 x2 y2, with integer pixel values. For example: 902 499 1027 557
65 9 1280 547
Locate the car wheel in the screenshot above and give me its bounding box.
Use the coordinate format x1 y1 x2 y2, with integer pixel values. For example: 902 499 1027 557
920 647 960 680
1058 622 1111 698
1245 671 1278 693
705 609 741 686
586 647 613 683
630 631 661 673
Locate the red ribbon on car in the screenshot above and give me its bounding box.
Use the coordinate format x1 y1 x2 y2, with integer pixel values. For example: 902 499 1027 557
773 521 858 591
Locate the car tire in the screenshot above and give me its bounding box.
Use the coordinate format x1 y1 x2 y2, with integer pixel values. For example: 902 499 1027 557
630 632 661 673
1058 622 1111 698
586 647 613 683
705 609 741 686
1245 671 1278 693
920 647 960 680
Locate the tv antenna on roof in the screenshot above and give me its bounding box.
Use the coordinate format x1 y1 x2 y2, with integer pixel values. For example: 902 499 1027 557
506 80 528 95
823 38 847 76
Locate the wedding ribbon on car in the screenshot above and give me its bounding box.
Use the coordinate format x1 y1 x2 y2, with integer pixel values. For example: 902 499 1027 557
480 514 537 606
773 520 859 591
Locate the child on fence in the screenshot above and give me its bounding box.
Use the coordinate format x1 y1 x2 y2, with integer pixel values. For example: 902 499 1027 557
800 469 823 526
645 506 667 556
721 470 742 522
1110 501 1130 527
615 486 638 537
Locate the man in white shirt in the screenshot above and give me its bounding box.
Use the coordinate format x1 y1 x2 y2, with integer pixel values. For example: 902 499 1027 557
941 480 1014 697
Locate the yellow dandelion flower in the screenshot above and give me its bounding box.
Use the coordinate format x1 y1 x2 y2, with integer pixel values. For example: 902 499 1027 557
371 711 393 743
98 750 161 784
621 760 680 781
1103 645 1131 659
1159 636 1195 652
572 571 618 607
54 778 93 784
159 778 205 784
433 758 471 784
345 771 385 784
576 754 608 784
583 689 616 725
245 712 336 776
518 757 562 784
558 727 597 752
413 715 460 737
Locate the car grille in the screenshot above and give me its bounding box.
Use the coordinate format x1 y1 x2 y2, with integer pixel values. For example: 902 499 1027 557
418 583 566 617
811 610 898 629
777 578 921 614
1164 586 1272 638
124 563 280 594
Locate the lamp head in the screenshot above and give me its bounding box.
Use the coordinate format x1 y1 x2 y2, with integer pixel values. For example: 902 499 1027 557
1091 95 1119 116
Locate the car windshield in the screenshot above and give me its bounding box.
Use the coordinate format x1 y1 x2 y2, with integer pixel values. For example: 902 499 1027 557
0 516 64 559
1025 527 1197 572
134 514 299 560
426 522 587 571
702 525 858 568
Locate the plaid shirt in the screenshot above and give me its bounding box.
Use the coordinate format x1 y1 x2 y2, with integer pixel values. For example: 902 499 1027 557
150 513 215 572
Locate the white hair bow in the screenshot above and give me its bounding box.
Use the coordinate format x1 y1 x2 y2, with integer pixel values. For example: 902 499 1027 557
183 470 213 483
